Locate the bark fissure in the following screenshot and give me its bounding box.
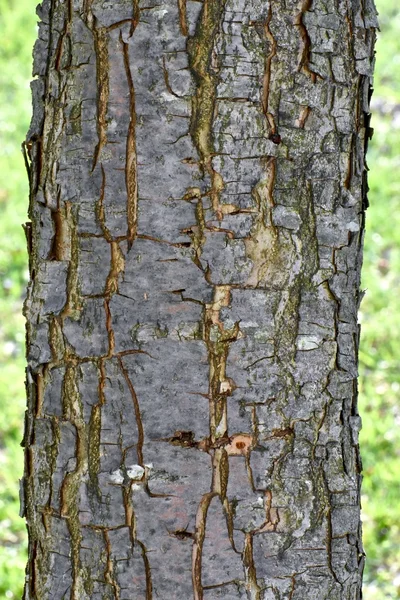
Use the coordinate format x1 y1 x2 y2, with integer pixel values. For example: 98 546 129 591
262 5 278 134
177 0 188 37
192 492 217 600
59 366 88 597
121 34 138 249
137 539 153 600
92 26 109 171
295 0 318 83
117 356 144 467
103 529 121 599
188 0 228 218
243 533 262 600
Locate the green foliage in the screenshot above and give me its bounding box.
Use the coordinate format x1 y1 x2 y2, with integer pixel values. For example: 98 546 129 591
359 3 400 597
0 0 399 598
0 0 37 596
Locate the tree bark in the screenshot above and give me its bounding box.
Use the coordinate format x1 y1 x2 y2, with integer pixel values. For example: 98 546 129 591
22 0 377 598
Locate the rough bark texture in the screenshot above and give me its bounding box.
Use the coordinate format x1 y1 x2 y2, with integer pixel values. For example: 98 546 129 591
23 0 377 598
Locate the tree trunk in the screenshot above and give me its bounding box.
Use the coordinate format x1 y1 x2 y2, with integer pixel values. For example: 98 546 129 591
22 0 377 598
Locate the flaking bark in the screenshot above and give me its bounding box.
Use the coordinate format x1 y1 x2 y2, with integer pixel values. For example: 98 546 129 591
23 0 377 598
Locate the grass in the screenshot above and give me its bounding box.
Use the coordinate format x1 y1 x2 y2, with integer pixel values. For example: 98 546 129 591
359 2 400 596
0 0 37 596
0 0 399 597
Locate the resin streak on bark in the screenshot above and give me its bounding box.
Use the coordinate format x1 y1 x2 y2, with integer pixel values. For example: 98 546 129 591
23 0 377 597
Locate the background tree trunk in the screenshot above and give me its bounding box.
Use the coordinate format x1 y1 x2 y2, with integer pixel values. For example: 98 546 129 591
22 0 377 597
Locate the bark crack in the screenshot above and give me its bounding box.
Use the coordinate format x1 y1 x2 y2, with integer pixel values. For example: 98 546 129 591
121 33 138 249
177 0 188 37
59 366 88 598
243 533 262 600
294 0 319 83
104 529 121 599
92 25 109 171
262 5 278 134
187 0 228 219
118 356 144 467
192 492 218 600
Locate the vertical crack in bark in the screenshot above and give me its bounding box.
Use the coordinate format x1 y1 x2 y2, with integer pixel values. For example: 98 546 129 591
244 156 278 287
48 317 65 366
103 240 124 358
50 203 70 262
243 533 262 600
188 5 256 588
136 540 153 600
123 478 137 542
288 574 296 600
192 492 217 600
117 356 144 466
34 371 44 417
55 0 72 72
60 203 80 319
59 365 88 598
121 34 138 249
86 358 108 499
205 285 238 443
106 242 125 296
344 133 355 190
88 401 101 492
40 85 68 200
193 284 241 589
185 189 206 270
47 416 61 513
326 504 340 584
104 298 115 358
104 529 121 599
262 5 278 134
187 0 227 219
177 0 188 37
223 494 239 553
129 1 141 37
211 447 229 499
162 56 183 99
320 466 340 584
92 25 109 171
97 163 124 357
96 164 112 242
294 0 318 83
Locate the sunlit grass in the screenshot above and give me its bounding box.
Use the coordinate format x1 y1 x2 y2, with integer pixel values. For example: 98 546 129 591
0 0 37 596
359 1 400 597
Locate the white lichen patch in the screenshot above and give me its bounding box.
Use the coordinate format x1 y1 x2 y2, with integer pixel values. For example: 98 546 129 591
110 469 124 485
297 335 321 351
346 220 360 232
127 464 145 481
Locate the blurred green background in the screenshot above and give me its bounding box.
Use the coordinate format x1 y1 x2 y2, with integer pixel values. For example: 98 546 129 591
0 0 399 597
